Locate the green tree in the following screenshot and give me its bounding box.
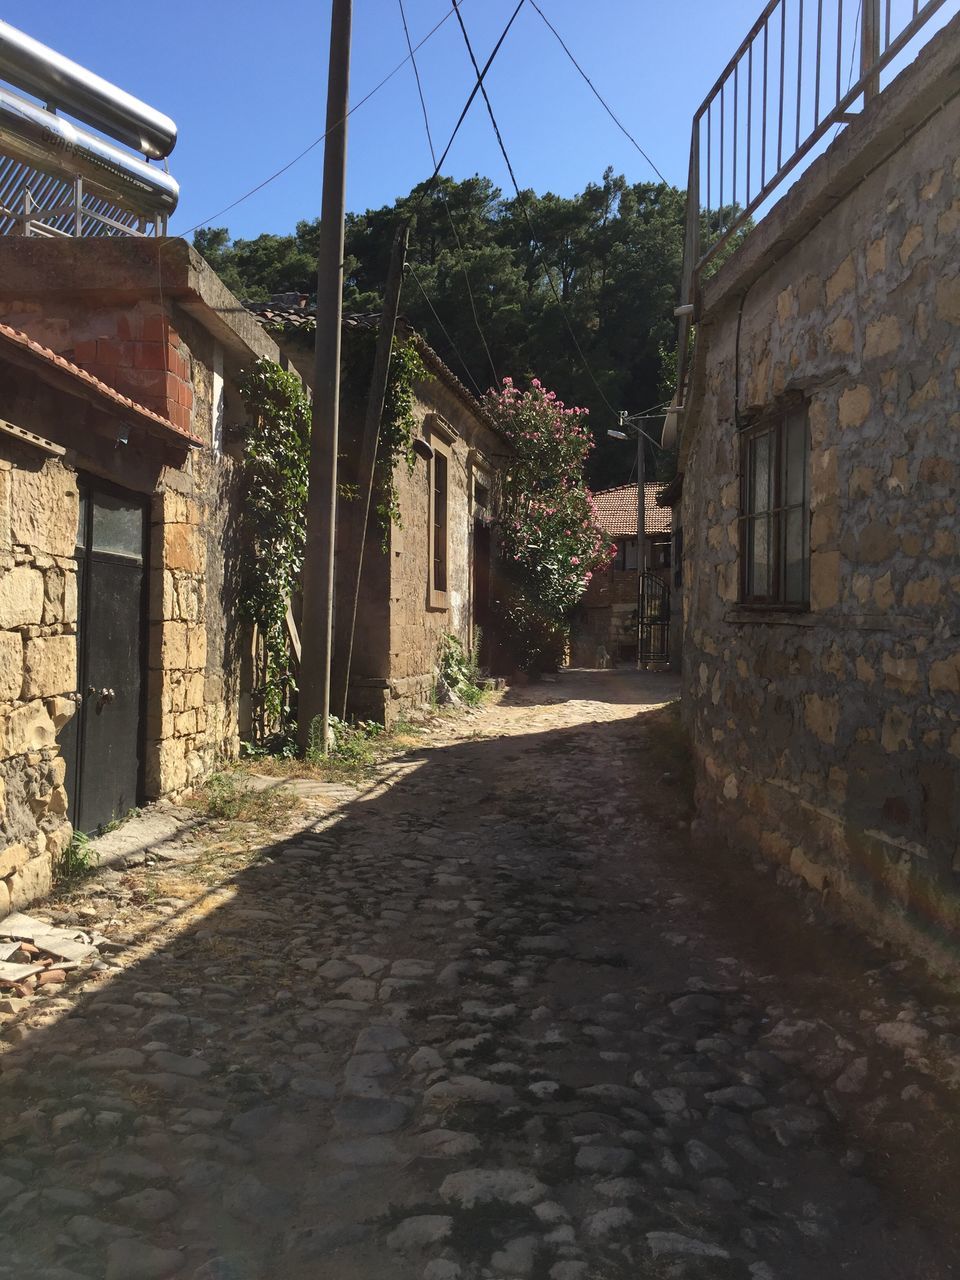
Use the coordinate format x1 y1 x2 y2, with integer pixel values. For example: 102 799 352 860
194 169 693 485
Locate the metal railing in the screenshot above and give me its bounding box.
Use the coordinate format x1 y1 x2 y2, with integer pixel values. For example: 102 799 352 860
686 0 950 285
0 155 164 237
669 0 955 435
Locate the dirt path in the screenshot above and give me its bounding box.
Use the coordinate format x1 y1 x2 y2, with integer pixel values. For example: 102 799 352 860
2 669 960 1280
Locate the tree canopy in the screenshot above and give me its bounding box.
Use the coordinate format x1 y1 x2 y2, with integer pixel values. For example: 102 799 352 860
194 167 687 486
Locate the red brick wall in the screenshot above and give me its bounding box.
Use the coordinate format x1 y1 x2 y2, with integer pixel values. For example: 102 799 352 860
69 310 193 436
0 300 193 436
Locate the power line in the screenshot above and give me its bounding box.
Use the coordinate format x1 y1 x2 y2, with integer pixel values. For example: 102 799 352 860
527 0 668 185
397 0 500 391
451 0 620 422
173 2 469 239
410 0 525 213
408 264 487 399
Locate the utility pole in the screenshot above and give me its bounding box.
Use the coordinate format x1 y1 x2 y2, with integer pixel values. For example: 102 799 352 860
298 0 352 754
332 220 410 719
633 416 647 671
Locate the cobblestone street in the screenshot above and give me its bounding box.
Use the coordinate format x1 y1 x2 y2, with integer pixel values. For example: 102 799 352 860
3 670 960 1280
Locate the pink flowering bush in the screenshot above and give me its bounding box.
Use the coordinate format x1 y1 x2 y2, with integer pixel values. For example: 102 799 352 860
483 377 613 671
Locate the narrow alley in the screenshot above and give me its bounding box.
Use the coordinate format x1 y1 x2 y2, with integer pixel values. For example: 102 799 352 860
3 672 960 1280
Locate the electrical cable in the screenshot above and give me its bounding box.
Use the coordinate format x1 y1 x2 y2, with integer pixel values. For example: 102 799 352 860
397 0 501 391
172 1 470 239
408 265 486 399
451 0 621 423
410 0 525 214
527 0 668 185
834 0 864 139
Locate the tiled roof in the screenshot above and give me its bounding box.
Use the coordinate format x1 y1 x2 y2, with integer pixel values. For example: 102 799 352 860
0 322 201 446
245 299 506 441
593 483 672 537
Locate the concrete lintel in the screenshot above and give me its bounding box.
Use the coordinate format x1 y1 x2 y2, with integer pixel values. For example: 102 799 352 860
701 9 960 319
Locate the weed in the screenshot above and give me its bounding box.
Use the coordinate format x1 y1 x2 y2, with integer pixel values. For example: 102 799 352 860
57 830 99 883
187 771 300 829
436 632 485 707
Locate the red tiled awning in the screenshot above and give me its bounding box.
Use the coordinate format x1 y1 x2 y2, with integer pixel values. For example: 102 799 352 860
0 321 202 447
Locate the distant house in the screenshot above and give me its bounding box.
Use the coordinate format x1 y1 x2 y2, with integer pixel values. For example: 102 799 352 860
247 299 511 725
570 482 671 666
671 7 960 968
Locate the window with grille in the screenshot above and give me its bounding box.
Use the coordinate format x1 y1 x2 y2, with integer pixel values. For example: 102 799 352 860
739 403 809 608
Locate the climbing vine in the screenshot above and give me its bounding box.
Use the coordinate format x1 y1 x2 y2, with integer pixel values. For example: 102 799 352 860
237 358 310 725
332 327 431 538
377 337 429 532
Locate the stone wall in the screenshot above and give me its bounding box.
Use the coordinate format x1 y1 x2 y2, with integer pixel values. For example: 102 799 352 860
678 24 960 969
0 292 251 803
0 434 78 913
346 376 505 725
0 239 282 909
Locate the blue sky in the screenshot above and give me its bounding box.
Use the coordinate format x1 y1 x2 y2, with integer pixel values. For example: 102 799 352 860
15 1 768 239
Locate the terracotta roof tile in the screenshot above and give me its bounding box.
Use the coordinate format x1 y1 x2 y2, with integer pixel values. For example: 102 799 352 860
593 483 672 537
0 322 201 446
245 300 506 441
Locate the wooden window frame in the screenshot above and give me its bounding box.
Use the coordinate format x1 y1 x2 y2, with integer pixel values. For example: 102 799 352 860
738 400 810 610
428 430 451 610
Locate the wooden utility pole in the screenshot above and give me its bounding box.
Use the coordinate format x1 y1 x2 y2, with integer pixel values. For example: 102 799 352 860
298 0 352 754
332 220 410 719
634 422 646 669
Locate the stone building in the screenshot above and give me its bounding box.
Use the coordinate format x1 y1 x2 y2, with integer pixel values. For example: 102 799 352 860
674 14 960 967
0 237 283 909
248 301 510 725
570 483 671 666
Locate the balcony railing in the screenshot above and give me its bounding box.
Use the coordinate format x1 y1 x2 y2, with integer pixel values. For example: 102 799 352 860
670 0 955 431
687 0 951 284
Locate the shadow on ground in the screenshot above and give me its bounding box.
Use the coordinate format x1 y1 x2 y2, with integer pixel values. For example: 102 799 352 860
2 682 960 1280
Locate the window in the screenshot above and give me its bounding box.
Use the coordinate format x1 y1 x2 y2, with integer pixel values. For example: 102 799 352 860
739 403 809 607
429 438 449 608
613 538 639 572
651 540 672 571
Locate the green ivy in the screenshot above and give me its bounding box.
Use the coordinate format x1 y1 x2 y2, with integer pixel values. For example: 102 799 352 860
322 326 431 542
237 358 310 726
375 337 429 536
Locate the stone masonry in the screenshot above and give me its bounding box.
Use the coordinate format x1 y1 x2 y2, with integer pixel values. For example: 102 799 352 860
320 336 508 727
0 239 286 908
0 436 78 914
677 16 960 969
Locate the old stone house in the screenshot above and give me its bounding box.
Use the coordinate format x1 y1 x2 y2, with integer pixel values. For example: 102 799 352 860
673 11 960 967
248 300 510 725
570 483 671 666
0 237 284 909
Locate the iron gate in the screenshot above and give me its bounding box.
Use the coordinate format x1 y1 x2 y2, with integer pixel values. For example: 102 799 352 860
639 571 670 664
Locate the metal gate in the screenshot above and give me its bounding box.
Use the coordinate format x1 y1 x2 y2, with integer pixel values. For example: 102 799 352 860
60 481 147 833
639 571 670 665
